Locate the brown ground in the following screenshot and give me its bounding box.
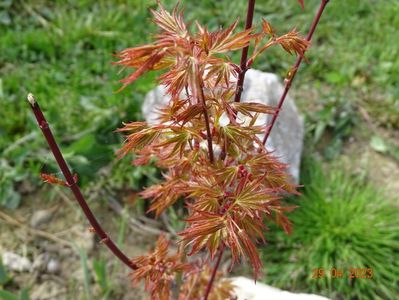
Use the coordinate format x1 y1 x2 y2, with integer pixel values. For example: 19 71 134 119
0 189 153 300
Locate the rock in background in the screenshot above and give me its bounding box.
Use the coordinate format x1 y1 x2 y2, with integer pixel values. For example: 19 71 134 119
232 277 330 300
142 69 304 183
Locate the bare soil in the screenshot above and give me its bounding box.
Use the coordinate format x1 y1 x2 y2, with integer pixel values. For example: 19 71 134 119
0 189 153 299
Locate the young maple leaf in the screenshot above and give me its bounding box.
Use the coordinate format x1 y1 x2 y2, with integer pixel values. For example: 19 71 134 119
113 3 188 91
261 19 275 37
151 2 188 38
197 19 256 55
277 28 310 57
40 173 78 187
249 25 310 64
40 173 68 186
231 102 275 117
115 122 161 158
114 1 302 282
204 58 239 88
131 235 190 300
179 210 264 278
113 46 168 91
140 177 187 217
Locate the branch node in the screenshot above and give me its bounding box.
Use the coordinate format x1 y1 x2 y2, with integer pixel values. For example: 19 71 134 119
100 236 110 244
284 78 292 88
39 121 49 129
66 174 78 187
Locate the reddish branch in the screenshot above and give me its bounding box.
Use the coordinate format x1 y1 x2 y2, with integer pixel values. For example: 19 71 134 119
203 245 226 300
207 0 256 295
262 0 330 145
26 93 137 271
199 80 215 163
206 0 256 295
233 0 256 104
221 0 256 162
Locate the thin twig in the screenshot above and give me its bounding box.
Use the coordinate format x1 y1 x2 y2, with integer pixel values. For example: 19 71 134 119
204 0 257 295
262 0 330 145
203 245 225 300
26 93 137 270
233 0 256 104
198 74 215 163
108 195 166 236
221 0 256 162
137 215 163 227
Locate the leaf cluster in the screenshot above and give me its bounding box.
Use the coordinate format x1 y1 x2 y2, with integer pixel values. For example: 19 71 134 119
114 1 308 297
131 235 236 300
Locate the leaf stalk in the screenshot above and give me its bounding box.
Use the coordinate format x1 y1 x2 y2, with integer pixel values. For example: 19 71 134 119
203 245 225 300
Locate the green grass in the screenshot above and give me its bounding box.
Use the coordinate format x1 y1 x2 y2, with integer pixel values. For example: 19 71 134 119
1 0 398 205
261 159 399 299
0 0 158 206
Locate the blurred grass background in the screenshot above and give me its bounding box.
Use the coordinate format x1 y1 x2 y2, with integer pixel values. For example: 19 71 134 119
1 0 398 206
0 0 398 299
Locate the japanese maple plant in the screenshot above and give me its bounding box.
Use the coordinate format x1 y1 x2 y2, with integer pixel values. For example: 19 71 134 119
27 0 329 299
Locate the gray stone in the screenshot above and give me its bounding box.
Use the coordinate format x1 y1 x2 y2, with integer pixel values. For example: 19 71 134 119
241 70 304 183
32 253 60 274
232 277 330 300
30 209 54 229
142 69 304 183
2 251 32 272
46 258 60 274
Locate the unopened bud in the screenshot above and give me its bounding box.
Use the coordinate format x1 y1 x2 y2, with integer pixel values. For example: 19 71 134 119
27 93 36 106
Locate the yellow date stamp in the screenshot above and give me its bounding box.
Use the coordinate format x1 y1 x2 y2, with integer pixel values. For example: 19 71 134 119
311 268 373 279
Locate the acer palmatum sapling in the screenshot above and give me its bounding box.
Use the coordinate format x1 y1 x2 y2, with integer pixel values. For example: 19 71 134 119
28 0 330 299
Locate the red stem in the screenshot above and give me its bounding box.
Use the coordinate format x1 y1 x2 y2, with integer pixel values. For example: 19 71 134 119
233 0 256 104
199 84 215 163
207 3 256 292
262 0 330 145
221 0 256 161
203 245 225 300
26 93 137 271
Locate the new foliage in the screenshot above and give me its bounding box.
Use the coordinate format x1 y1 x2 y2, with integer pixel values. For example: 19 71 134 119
114 2 308 298
31 0 324 299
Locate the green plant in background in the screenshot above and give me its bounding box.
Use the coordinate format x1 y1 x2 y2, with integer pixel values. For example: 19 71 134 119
0 0 157 208
0 159 22 209
0 261 11 288
370 135 399 162
261 159 399 299
0 260 30 300
93 259 112 299
306 95 357 160
0 289 29 300
1 0 398 208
